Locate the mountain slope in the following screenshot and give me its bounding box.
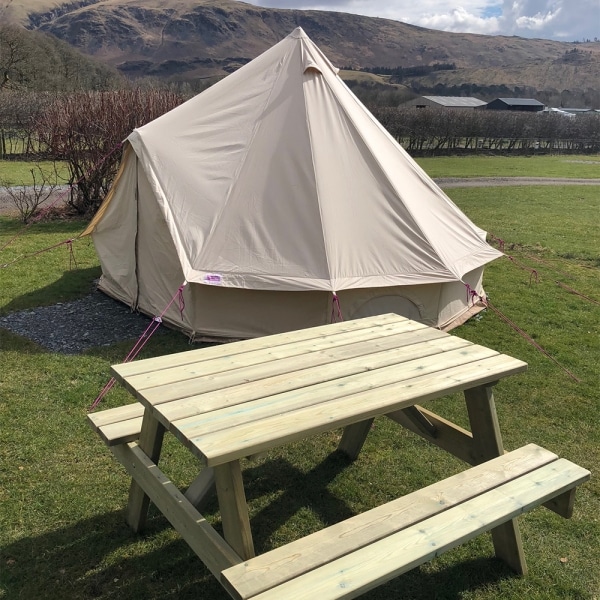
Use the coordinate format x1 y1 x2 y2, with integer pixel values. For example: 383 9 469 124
2 0 599 101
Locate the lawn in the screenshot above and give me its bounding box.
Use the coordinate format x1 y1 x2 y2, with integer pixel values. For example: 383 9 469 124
0 161 70 187
416 154 600 179
0 158 598 600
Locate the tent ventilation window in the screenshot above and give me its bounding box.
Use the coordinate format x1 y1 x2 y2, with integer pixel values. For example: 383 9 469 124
304 66 322 75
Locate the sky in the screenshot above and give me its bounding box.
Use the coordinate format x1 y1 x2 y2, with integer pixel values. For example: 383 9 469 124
244 1 599 42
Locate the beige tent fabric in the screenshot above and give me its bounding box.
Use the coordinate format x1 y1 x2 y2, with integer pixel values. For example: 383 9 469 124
88 27 501 339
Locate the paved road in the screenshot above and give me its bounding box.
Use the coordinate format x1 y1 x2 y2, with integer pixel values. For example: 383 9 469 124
435 177 600 188
1 179 599 216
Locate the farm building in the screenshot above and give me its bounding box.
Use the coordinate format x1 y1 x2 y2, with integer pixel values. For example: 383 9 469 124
404 96 487 109
485 98 545 112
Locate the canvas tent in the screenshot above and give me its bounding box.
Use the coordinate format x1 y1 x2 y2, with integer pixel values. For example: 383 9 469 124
83 27 502 340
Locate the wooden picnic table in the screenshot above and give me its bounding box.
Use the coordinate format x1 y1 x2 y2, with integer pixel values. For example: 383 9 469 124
90 313 589 599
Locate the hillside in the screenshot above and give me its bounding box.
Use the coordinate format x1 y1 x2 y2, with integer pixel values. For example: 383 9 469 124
2 0 599 104
403 48 600 107
0 24 123 91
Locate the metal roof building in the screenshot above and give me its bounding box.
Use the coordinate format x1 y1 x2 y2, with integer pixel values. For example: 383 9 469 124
404 96 487 109
485 98 545 112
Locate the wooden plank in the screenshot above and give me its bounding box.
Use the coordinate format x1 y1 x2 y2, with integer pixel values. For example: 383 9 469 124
111 314 411 382
228 459 589 600
387 406 475 464
164 337 478 440
96 416 143 446
214 461 255 560
116 318 431 398
184 467 215 510
126 409 165 533
171 344 497 444
544 488 577 519
181 353 526 466
144 326 454 411
396 406 437 437
220 445 570 599
464 384 526 575
87 403 145 430
223 445 557 599
337 419 374 460
110 442 241 577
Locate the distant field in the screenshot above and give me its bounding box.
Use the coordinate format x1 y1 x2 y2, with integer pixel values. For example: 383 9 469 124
416 154 600 179
0 161 70 187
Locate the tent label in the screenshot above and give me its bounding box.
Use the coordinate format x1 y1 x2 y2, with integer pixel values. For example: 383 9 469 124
204 273 223 285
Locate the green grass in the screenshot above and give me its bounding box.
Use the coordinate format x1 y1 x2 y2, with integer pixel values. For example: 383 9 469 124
0 161 70 187
0 218 101 313
416 154 600 179
1 164 599 599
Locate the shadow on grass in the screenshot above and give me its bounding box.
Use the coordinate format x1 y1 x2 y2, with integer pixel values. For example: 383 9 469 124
2 266 100 315
1 452 517 600
0 509 222 600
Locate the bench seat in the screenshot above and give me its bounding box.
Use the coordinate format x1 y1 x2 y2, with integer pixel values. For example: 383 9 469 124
221 444 589 600
88 402 145 446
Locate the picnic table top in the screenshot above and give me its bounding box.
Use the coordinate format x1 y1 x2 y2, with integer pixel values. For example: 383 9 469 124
110 313 528 467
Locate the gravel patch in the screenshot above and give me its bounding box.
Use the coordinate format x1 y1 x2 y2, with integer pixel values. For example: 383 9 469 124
0 290 167 354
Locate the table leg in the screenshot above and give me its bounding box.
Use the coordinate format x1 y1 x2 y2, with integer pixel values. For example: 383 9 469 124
126 407 165 533
184 466 215 511
464 384 527 575
337 418 374 460
214 460 255 560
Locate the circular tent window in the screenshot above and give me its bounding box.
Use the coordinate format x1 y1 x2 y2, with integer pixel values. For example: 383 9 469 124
349 295 423 322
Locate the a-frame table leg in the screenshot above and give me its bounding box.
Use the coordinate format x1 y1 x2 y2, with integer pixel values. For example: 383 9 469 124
126 407 166 532
464 384 528 576
337 418 375 460
214 460 255 560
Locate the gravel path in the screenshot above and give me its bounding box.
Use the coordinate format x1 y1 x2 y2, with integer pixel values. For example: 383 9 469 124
0 186 70 217
1 178 599 215
0 291 167 354
1 176 598 354
435 177 600 188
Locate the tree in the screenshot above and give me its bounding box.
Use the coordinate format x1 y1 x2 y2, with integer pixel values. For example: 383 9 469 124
0 26 28 90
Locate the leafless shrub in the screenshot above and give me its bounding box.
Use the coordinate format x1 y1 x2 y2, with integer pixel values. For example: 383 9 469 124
34 88 184 216
0 163 61 223
373 107 600 154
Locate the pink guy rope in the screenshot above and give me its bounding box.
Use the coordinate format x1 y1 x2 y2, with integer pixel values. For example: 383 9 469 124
465 284 580 383
331 292 344 323
88 282 188 411
1 238 77 269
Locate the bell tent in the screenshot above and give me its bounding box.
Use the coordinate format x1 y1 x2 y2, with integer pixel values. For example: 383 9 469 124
84 27 502 340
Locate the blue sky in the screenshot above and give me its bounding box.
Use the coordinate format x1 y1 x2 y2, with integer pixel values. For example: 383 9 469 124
244 1 599 42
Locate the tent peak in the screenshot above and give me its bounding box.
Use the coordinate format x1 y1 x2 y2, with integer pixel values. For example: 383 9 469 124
289 27 308 39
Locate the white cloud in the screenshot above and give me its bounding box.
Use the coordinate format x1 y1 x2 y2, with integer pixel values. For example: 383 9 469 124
244 1 599 41
416 6 502 35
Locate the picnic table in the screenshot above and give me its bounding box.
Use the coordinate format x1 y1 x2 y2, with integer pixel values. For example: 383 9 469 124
89 313 589 599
